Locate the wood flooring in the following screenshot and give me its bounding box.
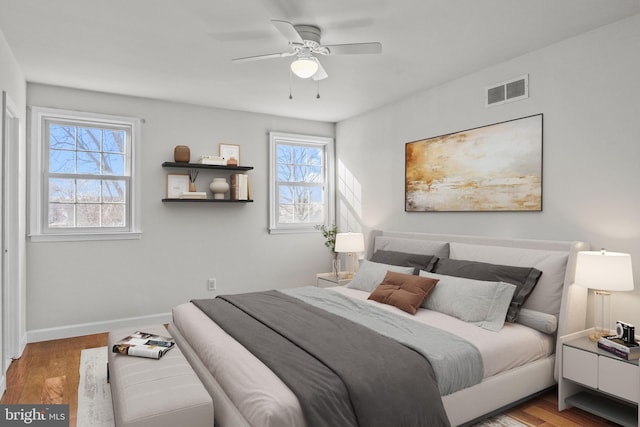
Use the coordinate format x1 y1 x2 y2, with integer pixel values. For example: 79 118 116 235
0 332 108 427
0 332 622 427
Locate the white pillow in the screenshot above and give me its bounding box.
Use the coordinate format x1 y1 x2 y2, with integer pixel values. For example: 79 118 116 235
516 308 558 334
419 271 516 332
346 260 414 292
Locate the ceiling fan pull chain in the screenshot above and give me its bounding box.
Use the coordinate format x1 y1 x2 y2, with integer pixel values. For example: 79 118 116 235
316 78 320 99
289 68 293 99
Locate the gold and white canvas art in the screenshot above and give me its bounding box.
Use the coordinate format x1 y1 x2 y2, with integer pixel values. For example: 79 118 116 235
405 114 542 212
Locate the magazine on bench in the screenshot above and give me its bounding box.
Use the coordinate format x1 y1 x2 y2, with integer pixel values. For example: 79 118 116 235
112 330 175 359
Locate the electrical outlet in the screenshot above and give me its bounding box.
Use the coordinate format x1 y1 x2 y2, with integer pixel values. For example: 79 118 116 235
207 278 216 291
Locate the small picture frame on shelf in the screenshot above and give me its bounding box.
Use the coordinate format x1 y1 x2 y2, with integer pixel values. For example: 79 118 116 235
166 174 190 198
219 143 240 165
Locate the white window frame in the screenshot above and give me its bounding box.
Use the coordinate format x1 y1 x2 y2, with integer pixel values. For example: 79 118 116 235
29 106 142 242
269 132 334 234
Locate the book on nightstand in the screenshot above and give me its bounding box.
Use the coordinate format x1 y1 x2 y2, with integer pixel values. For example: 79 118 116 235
112 330 175 359
597 335 640 360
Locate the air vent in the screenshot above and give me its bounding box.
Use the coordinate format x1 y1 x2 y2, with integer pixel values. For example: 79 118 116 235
485 75 529 107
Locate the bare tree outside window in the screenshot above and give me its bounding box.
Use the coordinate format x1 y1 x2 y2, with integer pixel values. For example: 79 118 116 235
47 122 128 228
276 143 324 224
269 132 334 234
30 107 140 241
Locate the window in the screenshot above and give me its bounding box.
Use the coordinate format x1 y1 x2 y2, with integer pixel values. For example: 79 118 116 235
30 107 141 241
269 132 334 234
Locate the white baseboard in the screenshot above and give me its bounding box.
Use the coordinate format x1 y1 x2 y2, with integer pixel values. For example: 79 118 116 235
26 312 172 343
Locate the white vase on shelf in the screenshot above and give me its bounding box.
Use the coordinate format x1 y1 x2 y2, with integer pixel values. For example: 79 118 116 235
209 178 230 199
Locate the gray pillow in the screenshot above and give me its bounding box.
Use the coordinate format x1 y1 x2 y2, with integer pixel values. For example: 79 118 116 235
346 260 415 292
419 271 516 331
370 250 438 274
433 258 542 323
448 242 569 319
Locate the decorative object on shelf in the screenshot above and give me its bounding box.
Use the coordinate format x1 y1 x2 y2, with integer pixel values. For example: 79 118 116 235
167 174 190 198
197 155 226 165
209 177 230 199
405 114 542 212
575 249 635 341
230 174 249 200
187 169 199 192
335 232 365 279
179 191 207 200
315 224 339 275
173 145 191 163
219 143 240 165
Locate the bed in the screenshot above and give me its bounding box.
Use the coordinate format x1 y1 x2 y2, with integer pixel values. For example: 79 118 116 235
168 230 590 426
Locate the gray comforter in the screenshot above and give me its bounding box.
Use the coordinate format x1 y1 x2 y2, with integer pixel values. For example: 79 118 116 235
193 290 451 427
283 286 484 395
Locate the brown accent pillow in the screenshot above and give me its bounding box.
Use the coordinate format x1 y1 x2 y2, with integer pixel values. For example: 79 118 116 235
368 271 439 315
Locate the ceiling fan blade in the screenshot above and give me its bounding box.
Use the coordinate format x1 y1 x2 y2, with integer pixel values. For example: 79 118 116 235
271 20 304 43
232 51 295 63
312 60 328 81
324 42 382 55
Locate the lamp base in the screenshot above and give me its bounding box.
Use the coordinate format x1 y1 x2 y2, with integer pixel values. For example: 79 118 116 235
592 290 612 342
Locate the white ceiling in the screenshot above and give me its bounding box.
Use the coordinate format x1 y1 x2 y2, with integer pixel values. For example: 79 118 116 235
1 0 639 122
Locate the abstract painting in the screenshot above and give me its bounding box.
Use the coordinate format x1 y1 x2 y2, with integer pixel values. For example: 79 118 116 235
405 114 542 212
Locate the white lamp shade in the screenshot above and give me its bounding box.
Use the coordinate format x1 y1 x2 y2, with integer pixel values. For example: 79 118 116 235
290 58 318 78
575 250 634 291
334 232 365 253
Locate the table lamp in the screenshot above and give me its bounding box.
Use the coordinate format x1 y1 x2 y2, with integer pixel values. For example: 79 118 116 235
334 232 365 279
575 249 634 341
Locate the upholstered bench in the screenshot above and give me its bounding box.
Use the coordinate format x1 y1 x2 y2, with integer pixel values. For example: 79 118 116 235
108 324 214 427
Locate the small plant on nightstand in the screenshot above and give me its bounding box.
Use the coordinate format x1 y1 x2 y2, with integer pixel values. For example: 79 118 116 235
315 224 339 275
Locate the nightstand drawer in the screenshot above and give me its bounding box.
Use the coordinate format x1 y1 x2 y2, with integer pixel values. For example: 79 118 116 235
599 356 640 402
563 345 598 388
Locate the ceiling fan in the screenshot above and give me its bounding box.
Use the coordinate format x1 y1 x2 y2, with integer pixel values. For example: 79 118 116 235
232 20 382 81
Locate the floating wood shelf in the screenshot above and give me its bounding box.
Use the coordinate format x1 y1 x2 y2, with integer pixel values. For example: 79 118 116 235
162 161 253 203
162 161 253 171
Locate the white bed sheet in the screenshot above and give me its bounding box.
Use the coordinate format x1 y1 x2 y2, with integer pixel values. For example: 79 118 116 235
331 286 554 378
172 287 554 427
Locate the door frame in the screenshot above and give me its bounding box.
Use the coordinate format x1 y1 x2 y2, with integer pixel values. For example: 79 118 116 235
2 91 22 377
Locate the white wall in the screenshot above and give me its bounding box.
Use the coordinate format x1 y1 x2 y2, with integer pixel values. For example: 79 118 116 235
336 15 640 328
26 84 335 338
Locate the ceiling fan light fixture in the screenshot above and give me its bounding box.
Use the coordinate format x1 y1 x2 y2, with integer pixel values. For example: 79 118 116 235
290 58 318 78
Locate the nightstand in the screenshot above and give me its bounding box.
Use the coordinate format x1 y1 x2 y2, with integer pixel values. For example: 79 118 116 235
315 272 351 288
558 329 639 427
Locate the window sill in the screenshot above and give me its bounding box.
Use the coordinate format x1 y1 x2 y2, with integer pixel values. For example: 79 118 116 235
29 231 142 243
269 227 318 235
